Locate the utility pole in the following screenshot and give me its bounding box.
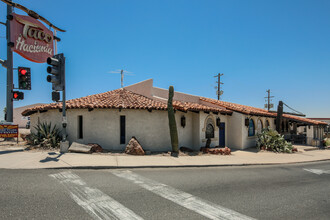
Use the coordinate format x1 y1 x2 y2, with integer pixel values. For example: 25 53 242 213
6 2 13 122
264 89 274 111
214 73 224 100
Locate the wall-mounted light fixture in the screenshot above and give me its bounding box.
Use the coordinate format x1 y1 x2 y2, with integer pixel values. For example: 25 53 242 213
245 118 250 127
216 117 221 127
181 115 186 128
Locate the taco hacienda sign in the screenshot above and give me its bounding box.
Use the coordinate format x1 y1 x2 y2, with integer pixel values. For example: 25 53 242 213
10 13 54 63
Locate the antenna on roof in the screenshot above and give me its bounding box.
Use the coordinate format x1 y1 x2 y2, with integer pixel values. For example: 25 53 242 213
108 69 134 88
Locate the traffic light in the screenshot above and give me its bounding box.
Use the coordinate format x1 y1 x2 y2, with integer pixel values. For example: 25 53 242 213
46 53 65 91
18 67 31 90
52 91 60 102
13 91 24 100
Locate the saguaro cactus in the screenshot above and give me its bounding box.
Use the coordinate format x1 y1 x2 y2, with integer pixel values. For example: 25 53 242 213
167 86 179 153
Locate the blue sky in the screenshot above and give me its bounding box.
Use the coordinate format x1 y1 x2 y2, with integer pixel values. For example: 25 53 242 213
0 0 329 119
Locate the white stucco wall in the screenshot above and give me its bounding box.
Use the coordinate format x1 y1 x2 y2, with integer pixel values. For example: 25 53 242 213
226 113 276 150
227 112 243 149
30 108 203 152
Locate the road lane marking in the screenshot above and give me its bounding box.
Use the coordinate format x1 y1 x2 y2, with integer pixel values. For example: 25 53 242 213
112 170 255 220
303 168 330 175
49 171 143 220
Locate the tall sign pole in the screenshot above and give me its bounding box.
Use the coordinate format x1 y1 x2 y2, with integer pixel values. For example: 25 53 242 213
62 56 66 143
6 2 13 122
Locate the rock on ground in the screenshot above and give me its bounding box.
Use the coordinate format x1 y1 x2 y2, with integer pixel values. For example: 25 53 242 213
69 142 92 153
125 137 145 155
88 143 103 153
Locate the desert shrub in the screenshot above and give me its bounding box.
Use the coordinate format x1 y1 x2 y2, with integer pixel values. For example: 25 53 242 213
256 128 293 153
26 122 62 149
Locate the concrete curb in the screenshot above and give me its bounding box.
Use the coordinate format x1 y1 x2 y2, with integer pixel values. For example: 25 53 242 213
1 158 326 170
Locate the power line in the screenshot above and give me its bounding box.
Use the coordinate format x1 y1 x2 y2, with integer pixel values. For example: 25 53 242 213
282 102 304 115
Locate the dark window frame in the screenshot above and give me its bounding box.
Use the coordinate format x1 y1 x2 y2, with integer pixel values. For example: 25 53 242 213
78 115 83 139
205 123 215 139
248 119 255 137
120 115 126 144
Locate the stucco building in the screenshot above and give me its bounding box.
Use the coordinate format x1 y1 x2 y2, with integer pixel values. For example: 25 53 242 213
13 103 45 128
22 79 326 151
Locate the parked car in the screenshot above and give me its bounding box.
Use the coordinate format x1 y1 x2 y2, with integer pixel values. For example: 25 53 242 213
26 121 30 129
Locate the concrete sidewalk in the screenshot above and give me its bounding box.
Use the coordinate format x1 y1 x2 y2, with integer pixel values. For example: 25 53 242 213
0 144 329 169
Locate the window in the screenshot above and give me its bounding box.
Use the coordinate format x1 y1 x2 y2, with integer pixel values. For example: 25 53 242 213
120 116 126 144
257 119 263 133
248 119 255 136
205 118 215 139
78 115 83 139
266 120 270 128
206 124 214 139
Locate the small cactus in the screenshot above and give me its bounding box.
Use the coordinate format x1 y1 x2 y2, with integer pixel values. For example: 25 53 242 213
168 86 179 153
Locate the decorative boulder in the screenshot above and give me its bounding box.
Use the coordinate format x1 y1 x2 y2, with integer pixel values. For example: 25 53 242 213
88 143 103 153
69 142 92 153
125 137 145 155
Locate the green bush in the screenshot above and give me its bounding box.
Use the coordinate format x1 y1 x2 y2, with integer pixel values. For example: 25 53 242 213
256 128 293 153
323 138 330 147
26 122 62 149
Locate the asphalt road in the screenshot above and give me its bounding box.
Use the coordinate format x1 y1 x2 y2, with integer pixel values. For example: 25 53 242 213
0 161 329 220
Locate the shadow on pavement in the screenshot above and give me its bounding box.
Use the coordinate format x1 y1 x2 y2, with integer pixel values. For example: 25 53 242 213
0 149 24 155
40 152 64 163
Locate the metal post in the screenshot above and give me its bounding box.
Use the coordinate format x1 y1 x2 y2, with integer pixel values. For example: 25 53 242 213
60 55 69 152
217 74 220 100
54 30 57 55
6 3 13 122
62 88 66 141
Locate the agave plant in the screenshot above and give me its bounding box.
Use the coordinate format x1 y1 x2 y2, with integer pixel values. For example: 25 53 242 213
26 122 62 149
256 128 293 153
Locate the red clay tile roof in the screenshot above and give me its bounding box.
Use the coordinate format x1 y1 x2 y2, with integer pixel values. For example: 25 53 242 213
200 97 275 117
173 100 232 114
282 114 327 125
22 89 232 116
200 97 327 125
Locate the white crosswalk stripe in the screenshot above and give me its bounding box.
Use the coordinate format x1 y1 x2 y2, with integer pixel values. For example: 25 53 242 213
303 168 330 175
49 171 143 220
112 170 256 220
